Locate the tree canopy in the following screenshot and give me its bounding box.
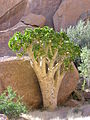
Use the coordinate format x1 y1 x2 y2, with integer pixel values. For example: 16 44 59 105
8 26 80 69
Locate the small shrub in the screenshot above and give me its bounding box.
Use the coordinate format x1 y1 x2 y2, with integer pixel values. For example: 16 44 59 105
0 86 27 119
66 20 90 48
78 47 90 90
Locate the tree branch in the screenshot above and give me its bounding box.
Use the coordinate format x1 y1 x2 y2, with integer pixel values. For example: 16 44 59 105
52 61 63 77
27 45 41 76
41 57 47 76
55 70 67 93
49 50 58 71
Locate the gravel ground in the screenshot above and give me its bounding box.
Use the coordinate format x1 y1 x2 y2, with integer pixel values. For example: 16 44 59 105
14 104 90 120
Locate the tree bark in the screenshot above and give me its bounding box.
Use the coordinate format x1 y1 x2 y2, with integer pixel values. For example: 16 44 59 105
27 47 65 110
38 76 58 110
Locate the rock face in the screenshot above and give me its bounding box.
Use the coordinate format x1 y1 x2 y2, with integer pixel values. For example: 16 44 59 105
26 0 62 27
0 12 46 57
57 63 79 105
0 1 46 57
0 0 90 30
53 0 90 31
21 13 46 27
0 57 41 108
0 57 79 108
0 0 27 30
0 0 24 17
0 22 33 57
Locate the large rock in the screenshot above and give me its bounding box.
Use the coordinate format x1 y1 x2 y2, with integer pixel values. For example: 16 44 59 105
0 12 46 57
0 22 33 57
0 57 79 108
0 0 27 30
57 63 79 105
21 13 46 27
53 0 90 31
0 57 41 108
0 0 24 17
25 0 62 27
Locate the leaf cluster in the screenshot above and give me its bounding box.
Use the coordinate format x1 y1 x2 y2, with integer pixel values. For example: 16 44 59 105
66 20 90 48
0 86 27 119
78 47 90 89
8 26 80 66
79 47 90 78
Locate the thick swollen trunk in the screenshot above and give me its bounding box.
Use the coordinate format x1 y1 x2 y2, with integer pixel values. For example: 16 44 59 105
38 77 58 110
27 46 65 110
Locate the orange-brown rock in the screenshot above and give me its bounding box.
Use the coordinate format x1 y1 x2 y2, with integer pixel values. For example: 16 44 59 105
25 0 62 27
0 0 27 30
57 63 79 105
0 57 41 108
0 57 79 108
21 13 46 27
0 22 33 57
53 0 90 31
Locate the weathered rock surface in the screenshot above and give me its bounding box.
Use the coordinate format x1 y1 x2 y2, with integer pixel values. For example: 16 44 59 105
57 63 79 105
64 99 81 107
0 0 24 17
0 0 27 30
78 9 90 22
26 0 62 27
0 57 41 108
0 114 8 120
0 12 46 57
21 13 46 27
53 0 90 31
0 57 79 108
0 22 33 57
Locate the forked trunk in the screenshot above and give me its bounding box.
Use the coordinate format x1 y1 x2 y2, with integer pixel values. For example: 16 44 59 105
27 47 64 110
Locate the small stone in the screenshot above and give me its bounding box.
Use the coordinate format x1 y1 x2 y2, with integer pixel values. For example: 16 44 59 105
21 13 46 27
0 114 8 120
82 105 90 116
84 91 90 100
64 99 80 107
25 0 62 27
